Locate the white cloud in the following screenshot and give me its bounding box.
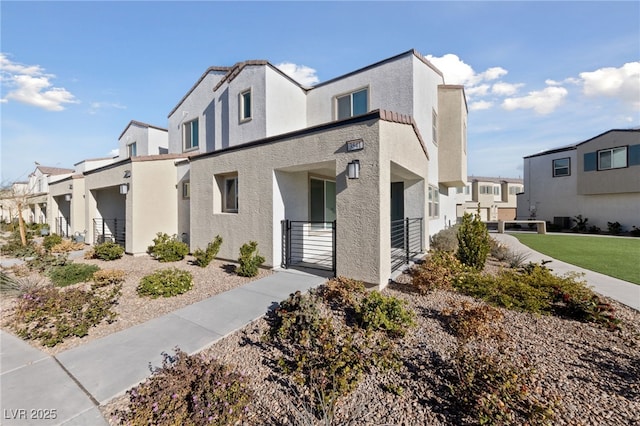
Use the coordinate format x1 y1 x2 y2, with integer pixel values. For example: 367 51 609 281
469 100 493 111
108 148 119 157
0 53 78 111
579 62 640 107
502 86 568 115
491 82 524 96
465 84 490 97
89 101 127 115
275 62 319 86
478 67 508 82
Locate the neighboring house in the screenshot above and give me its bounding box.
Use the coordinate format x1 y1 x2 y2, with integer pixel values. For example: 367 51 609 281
179 49 468 286
24 165 74 224
517 129 640 231
456 176 523 221
0 182 30 224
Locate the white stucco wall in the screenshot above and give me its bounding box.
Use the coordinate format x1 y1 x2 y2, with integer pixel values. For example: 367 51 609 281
265 66 307 137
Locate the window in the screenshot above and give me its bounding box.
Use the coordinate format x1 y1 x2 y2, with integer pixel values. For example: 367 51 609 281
428 185 439 218
336 88 368 120
224 177 238 212
493 186 500 196
553 157 570 177
598 147 627 170
432 109 438 145
128 142 137 157
182 181 190 199
509 186 522 195
479 185 492 195
240 89 252 121
184 119 199 151
310 178 336 224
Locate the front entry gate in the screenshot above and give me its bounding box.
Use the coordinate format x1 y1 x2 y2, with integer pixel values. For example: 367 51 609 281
391 217 423 272
282 220 336 275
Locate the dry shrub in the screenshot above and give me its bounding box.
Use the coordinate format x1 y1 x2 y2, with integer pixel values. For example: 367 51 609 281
319 276 366 308
92 269 126 289
411 250 467 294
51 240 86 253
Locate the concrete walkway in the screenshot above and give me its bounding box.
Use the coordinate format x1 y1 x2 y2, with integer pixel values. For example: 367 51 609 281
0 269 327 425
492 232 640 311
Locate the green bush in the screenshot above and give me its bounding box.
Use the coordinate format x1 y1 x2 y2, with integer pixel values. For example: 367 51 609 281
42 233 63 252
430 225 459 252
12 284 121 347
355 291 415 338
457 212 491 270
193 235 223 267
607 221 622 235
0 230 38 258
49 263 100 287
269 291 324 345
137 268 193 298
237 241 265 277
114 348 253 425
26 252 69 274
93 241 125 260
147 232 189 262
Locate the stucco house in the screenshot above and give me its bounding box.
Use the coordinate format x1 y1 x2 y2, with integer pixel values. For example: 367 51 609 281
175 49 468 286
456 176 523 221
0 182 30 224
516 128 640 231
23 165 74 225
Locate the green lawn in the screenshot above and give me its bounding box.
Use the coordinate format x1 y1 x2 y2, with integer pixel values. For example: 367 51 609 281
512 233 640 285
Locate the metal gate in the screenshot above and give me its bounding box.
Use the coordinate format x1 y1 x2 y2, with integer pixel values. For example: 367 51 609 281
56 216 70 237
391 217 423 272
93 218 125 247
282 220 336 275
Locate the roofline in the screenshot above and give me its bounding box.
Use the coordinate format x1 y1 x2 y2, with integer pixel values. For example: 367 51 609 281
168 66 231 117
118 120 168 141
189 109 429 162
523 128 639 159
83 153 189 176
73 156 116 166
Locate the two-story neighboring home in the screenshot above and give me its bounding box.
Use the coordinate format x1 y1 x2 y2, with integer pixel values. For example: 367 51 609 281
456 176 523 221
174 49 468 286
517 129 640 230
0 182 30 224
24 165 74 224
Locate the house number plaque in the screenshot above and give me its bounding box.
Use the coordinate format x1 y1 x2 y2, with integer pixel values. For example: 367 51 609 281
346 139 364 152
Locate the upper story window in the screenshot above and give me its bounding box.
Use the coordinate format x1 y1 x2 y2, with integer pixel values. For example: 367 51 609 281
128 142 137 158
493 186 500 196
432 109 438 145
37 179 43 193
509 186 523 195
479 185 492 195
598 147 627 170
336 88 368 120
428 185 439 218
240 89 252 121
183 119 199 151
553 157 570 177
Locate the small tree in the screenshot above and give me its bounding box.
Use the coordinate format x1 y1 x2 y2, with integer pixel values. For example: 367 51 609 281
456 212 490 270
237 241 265 277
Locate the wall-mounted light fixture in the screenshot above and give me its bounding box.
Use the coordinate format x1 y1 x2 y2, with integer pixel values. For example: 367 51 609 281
119 183 129 194
64 194 72 201
347 160 360 179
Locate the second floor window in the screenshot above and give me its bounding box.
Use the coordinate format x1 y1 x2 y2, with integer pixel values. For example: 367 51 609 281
479 185 492 195
598 147 627 170
336 88 368 120
240 89 252 121
432 109 438 145
128 142 137 157
184 119 199 151
553 158 570 177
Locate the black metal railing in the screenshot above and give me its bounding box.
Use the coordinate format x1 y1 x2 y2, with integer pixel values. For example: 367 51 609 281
55 216 70 237
391 217 423 272
282 220 336 275
93 218 125 247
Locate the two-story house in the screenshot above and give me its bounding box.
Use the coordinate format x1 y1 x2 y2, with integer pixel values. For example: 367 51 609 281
516 129 640 230
456 176 523 221
23 165 74 224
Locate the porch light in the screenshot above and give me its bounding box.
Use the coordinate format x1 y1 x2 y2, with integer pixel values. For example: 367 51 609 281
119 183 129 194
347 160 360 179
65 194 72 201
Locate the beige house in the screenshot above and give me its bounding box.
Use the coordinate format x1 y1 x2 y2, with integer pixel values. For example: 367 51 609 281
457 176 523 221
0 182 30 224
24 165 74 225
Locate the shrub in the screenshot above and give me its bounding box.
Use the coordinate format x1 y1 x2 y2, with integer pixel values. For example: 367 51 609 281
93 241 125 260
430 226 459 252
114 348 253 425
147 232 189 262
49 263 100 287
237 241 265 277
442 301 505 343
193 235 223 268
12 284 121 347
42 233 63 252
92 269 125 289
137 268 193 298
319 276 366 308
51 240 85 253
411 250 467 294
26 252 69 274
572 214 589 232
607 221 622 235
632 226 640 237
0 272 43 296
456 212 490 270
355 291 415 338
269 291 324 345
0 230 38 258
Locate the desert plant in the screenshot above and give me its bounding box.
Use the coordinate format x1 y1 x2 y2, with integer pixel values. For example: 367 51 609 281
114 348 253 425
50 239 86 253
49 263 101 287
236 241 265 277
0 272 43 296
318 276 366 308
457 212 491 270
631 226 640 237
26 252 69 274
42 233 63 252
355 291 415 338
192 235 223 267
93 241 125 260
147 232 189 262
572 214 589 232
92 269 125 289
12 284 121 347
430 225 459 252
442 300 505 343
411 250 468 294
137 268 193 298
607 221 622 235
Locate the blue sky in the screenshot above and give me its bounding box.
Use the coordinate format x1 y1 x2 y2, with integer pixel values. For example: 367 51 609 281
1 1 639 184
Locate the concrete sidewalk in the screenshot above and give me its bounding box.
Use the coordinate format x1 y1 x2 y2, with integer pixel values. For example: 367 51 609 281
492 232 640 311
1 269 327 425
